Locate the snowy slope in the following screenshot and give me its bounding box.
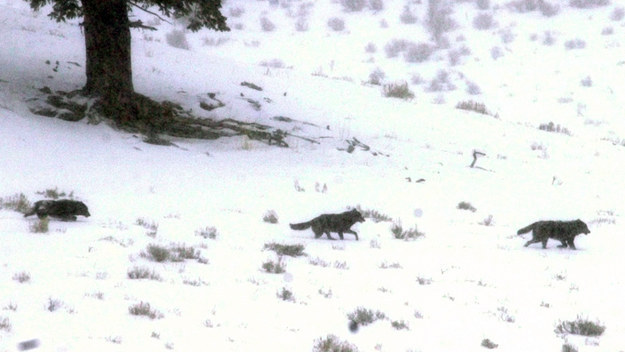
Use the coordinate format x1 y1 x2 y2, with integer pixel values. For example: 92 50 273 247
1 0 625 351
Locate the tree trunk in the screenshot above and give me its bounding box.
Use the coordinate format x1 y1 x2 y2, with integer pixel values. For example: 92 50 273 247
81 0 134 123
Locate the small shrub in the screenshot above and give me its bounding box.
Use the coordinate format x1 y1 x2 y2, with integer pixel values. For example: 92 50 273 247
508 0 537 12
368 67 385 85
170 244 201 262
399 5 418 24
260 58 285 68
312 334 358 352
473 13 494 30
0 317 11 332
262 257 286 274
404 43 434 63
456 101 488 115
580 76 593 87
202 37 229 46
379 261 402 269
228 7 245 18
539 122 571 135
136 218 158 237
295 17 308 32
497 306 515 323
426 0 456 43
569 0 609 8
128 302 164 319
327 17 345 31
36 187 73 199
333 261 349 270
384 39 410 58
391 320 409 330
382 82 415 100
364 42 377 53
427 70 456 92
309 257 330 267
260 17 276 32
481 338 498 349
543 31 556 46
0 193 31 214
263 210 279 224
539 1 560 16
555 316 606 336
466 81 482 95
46 297 63 312
356 206 392 223
392 221 423 240
601 26 614 35
127 266 162 281
276 287 294 302
4 302 18 311
448 46 471 65
29 217 49 233
562 343 578 352
341 0 367 12
347 307 386 327
479 215 494 226
457 201 477 212
369 0 384 12
196 226 218 239
144 244 171 263
13 271 31 283
369 239 381 249
264 242 306 257
477 0 490 9
491 46 503 59
564 38 586 50
165 29 190 50
611 6 624 21
416 277 432 285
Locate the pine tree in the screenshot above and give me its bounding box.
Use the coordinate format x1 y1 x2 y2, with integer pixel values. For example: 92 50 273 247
27 0 228 127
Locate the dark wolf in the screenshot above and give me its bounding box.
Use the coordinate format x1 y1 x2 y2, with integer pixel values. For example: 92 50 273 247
517 219 590 250
289 209 365 240
24 199 90 221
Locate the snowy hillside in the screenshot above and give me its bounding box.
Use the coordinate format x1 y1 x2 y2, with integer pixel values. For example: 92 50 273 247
1 0 625 351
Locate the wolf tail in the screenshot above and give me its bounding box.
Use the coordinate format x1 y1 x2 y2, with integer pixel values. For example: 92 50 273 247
290 222 312 230
517 223 535 235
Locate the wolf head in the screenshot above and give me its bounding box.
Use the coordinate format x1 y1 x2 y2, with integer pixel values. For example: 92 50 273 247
75 201 91 217
576 219 590 235
350 209 365 223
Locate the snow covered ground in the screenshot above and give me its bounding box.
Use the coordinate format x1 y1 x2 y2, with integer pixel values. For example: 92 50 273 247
1 0 625 351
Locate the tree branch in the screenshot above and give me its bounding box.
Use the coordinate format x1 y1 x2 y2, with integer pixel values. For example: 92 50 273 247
470 150 486 168
128 1 172 25
129 20 157 31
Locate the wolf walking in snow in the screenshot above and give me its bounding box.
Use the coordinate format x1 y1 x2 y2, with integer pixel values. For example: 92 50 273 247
290 209 365 240
517 219 590 249
24 199 90 221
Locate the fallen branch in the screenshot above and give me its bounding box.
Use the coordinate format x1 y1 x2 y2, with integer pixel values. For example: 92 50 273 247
470 150 486 168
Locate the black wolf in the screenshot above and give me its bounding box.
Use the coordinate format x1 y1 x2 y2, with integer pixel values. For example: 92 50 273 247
24 199 90 221
517 219 590 249
289 209 365 240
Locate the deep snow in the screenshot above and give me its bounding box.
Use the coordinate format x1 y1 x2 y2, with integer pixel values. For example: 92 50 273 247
1 0 625 351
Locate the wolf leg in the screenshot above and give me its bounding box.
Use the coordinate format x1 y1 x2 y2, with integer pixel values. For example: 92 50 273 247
557 240 567 248
337 232 344 240
524 238 541 247
324 231 335 240
345 230 358 241
541 239 548 248
567 238 576 250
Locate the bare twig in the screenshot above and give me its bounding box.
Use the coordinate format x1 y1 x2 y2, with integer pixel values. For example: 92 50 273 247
470 150 486 168
129 1 172 25
129 20 157 31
